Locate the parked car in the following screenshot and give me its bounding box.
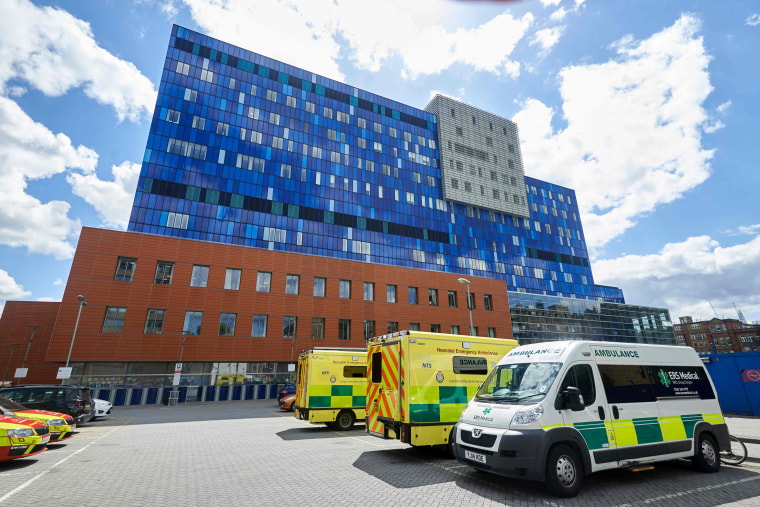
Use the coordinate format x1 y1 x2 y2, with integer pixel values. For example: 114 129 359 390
0 385 93 424
0 415 50 462
92 398 112 419
0 396 75 442
279 393 296 411
278 382 296 401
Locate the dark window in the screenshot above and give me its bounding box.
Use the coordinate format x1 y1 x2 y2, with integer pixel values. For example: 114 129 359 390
408 287 418 305
311 318 325 339
343 366 366 378
484 294 493 311
219 313 236 336
102 307 126 333
115 257 136 281
487 327 496 337
429 289 438 306
598 365 655 404
453 356 488 375
431 324 441 333
363 320 375 340
467 292 475 310
154 262 174 284
339 319 350 340
448 290 457 308
410 323 420 331
559 364 596 405
387 321 398 333
144 309 165 334
371 352 382 383
283 316 297 338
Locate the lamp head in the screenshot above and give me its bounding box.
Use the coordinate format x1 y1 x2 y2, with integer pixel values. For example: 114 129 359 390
457 278 470 285
76 295 85 302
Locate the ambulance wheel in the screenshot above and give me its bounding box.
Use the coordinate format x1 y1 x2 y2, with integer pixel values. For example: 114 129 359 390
545 444 583 498
325 422 335 429
693 433 720 473
335 410 355 431
446 428 456 458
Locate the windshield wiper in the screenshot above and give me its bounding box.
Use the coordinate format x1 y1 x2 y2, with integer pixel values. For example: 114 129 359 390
515 393 546 402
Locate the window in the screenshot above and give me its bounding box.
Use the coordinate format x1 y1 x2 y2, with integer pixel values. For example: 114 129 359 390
311 318 325 339
191 265 209 287
102 307 126 333
283 316 297 338
256 272 271 292
364 282 374 301
451 179 458 189
313 277 326 297
455 126 463 136
340 280 351 299
386 285 397 303
224 268 241 290
339 319 351 340
154 261 174 284
219 313 236 336
431 324 441 333
252 315 268 337
470 326 478 336
558 365 597 405
448 290 457 308
410 323 420 331
467 292 476 310
488 327 496 337
450 325 460 335
183 311 203 335
115 257 136 281
144 309 165 334
387 321 398 333
484 294 493 311
363 320 375 340
286 274 300 295
408 287 418 305
429 289 438 306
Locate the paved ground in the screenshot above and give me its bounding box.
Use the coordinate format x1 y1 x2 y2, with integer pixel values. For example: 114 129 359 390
1 402 758 506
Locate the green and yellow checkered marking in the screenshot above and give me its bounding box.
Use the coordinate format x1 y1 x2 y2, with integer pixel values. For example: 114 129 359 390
542 412 723 450
409 385 479 423
308 383 366 409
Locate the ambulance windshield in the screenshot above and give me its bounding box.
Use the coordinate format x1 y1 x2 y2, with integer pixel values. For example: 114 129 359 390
476 362 562 403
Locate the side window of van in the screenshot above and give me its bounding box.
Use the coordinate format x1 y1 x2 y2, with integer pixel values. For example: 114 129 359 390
559 365 596 405
371 352 383 383
598 365 656 404
343 366 367 378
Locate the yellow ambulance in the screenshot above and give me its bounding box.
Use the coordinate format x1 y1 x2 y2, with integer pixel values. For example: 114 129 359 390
366 330 518 450
294 347 367 431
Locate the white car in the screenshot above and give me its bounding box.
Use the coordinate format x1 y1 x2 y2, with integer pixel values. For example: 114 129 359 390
92 398 112 419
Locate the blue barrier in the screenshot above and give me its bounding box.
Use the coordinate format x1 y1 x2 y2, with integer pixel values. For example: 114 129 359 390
269 384 278 398
146 388 158 404
113 389 127 406
96 389 111 403
702 352 760 416
245 385 255 400
178 386 188 403
204 386 216 402
219 385 229 401
129 388 143 405
232 385 242 400
257 385 267 399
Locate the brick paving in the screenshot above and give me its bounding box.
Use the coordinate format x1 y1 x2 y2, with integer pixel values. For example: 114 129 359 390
0 402 757 506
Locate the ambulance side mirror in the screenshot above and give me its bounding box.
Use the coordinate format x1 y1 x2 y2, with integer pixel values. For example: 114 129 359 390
555 386 585 411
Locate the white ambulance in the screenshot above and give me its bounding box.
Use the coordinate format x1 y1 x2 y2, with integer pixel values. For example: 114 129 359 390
454 341 729 497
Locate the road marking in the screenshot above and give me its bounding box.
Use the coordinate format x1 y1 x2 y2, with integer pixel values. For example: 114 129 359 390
618 475 760 506
0 418 134 504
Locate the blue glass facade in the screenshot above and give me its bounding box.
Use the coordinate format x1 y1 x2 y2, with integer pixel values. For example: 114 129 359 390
128 25 625 304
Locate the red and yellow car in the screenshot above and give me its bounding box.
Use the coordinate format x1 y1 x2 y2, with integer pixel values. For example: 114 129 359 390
0 397 76 442
0 415 50 462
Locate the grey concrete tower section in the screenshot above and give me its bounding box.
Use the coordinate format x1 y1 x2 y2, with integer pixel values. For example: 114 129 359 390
425 95 530 218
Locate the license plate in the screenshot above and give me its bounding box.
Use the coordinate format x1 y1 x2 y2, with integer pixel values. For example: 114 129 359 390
41 436 50 444
465 450 486 464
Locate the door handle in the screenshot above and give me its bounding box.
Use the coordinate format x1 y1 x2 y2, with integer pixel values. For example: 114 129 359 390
612 406 619 419
598 406 605 420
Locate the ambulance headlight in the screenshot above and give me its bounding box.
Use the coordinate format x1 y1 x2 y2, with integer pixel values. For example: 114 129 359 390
511 405 544 425
6 428 34 438
48 419 65 426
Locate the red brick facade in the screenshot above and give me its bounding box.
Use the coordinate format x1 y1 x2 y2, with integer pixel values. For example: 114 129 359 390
13 227 511 374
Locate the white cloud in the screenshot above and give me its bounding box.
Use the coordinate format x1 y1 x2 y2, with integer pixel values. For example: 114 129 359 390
531 27 564 55
67 161 141 229
746 14 760 26
53 278 63 286
594 233 760 323
0 268 31 301
0 0 155 122
702 119 724 133
0 97 96 259
179 0 533 81
514 14 714 250
725 224 760 236
551 7 568 21
541 0 562 6
716 100 731 114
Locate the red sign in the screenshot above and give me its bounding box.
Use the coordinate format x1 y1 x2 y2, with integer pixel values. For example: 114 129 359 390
741 369 760 383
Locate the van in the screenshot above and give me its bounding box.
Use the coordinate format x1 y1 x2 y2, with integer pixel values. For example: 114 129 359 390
367 331 518 450
454 341 729 497
294 348 367 431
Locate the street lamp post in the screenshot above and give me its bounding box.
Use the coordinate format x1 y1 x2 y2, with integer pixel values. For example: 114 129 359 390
63 295 87 383
176 330 191 387
2 345 16 385
457 278 474 335
18 325 39 385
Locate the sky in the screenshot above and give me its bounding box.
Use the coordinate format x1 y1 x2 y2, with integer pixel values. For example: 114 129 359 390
1 0 759 324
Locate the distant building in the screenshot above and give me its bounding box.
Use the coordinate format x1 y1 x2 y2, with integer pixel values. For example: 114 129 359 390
674 316 759 354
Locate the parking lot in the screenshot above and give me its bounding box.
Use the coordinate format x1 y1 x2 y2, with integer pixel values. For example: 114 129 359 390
1 401 759 506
